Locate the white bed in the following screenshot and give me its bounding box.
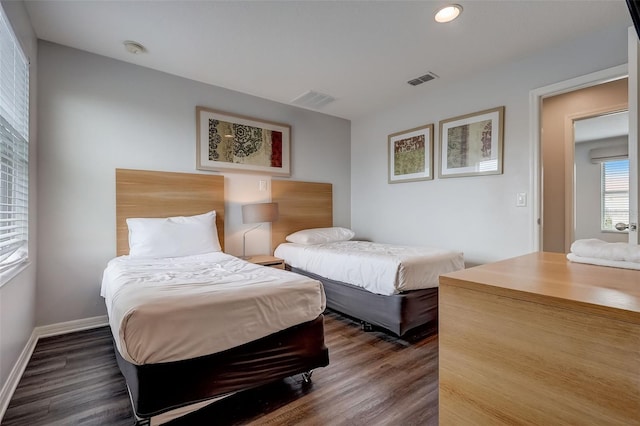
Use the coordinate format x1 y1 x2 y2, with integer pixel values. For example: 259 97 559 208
273 228 464 337
102 251 325 365
274 240 464 296
108 169 330 425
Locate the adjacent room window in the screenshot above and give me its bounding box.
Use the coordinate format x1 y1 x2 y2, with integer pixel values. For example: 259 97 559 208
601 159 629 232
0 5 29 275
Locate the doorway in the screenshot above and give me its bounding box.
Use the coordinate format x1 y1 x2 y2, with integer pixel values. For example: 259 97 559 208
529 64 630 253
541 78 628 253
574 111 629 243
532 29 640 252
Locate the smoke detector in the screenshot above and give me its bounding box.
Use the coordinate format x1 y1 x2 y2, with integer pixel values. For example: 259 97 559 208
123 40 147 54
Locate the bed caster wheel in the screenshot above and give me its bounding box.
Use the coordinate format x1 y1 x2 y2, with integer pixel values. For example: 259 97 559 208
361 321 373 332
302 371 313 384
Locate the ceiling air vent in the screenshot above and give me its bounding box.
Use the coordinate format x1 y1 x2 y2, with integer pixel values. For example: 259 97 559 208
291 90 336 109
407 72 439 86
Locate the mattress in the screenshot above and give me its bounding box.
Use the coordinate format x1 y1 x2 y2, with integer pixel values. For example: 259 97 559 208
101 252 325 365
274 241 464 296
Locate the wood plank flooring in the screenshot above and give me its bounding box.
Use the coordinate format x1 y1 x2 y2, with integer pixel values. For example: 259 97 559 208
3 311 439 425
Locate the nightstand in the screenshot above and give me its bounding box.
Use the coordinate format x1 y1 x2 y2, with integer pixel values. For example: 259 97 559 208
245 255 285 270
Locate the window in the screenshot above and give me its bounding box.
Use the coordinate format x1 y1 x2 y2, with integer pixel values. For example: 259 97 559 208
0 5 29 274
601 159 629 232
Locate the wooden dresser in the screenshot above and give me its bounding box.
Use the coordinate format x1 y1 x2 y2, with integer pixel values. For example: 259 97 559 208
439 252 640 425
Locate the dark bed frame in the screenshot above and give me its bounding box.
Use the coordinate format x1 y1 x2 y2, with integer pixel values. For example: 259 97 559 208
291 267 438 337
115 315 329 425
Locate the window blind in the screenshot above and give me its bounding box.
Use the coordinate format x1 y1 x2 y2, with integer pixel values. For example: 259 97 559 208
589 144 628 163
601 159 629 232
0 5 29 272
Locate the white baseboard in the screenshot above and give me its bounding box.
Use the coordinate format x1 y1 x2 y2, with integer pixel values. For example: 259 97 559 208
0 315 109 422
36 315 108 339
0 330 37 422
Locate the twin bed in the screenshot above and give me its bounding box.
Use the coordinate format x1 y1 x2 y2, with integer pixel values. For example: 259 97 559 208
270 180 464 337
104 169 463 425
105 169 329 425
275 239 463 336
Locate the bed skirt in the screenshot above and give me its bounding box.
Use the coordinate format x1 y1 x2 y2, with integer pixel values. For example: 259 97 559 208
291 267 438 336
114 314 329 419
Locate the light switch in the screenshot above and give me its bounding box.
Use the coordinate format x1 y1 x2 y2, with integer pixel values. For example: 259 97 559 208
516 192 527 207
259 180 267 191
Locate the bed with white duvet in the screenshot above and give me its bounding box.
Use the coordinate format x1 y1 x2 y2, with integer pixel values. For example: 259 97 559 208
274 227 465 336
275 240 464 296
101 251 325 365
106 171 330 426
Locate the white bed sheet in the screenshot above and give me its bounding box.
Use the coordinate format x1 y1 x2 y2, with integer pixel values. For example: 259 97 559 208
274 241 464 296
101 252 325 365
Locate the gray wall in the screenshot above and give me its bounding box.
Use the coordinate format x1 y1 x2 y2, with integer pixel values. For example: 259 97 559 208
0 0 37 398
575 136 629 242
36 41 350 326
350 24 629 265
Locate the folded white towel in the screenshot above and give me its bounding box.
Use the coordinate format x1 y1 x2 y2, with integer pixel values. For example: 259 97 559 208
566 253 640 271
569 239 640 263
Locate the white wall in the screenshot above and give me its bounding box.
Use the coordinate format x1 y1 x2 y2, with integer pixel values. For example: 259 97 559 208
37 41 350 326
351 25 629 265
575 137 629 243
0 0 37 399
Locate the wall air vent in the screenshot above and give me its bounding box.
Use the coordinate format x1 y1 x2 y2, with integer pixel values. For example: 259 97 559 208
291 90 336 109
407 72 439 86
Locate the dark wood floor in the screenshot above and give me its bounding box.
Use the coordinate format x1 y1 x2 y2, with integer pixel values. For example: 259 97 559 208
3 311 439 425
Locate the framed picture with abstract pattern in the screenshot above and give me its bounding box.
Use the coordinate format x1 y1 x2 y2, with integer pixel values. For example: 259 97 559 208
196 106 291 176
388 123 434 183
439 106 504 178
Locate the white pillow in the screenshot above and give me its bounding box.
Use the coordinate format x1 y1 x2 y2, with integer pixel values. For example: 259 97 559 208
127 211 221 258
285 227 355 245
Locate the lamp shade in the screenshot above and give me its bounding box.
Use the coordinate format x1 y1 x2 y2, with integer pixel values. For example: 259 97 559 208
242 202 279 224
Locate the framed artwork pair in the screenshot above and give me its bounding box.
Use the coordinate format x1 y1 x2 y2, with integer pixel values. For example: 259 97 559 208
388 106 505 183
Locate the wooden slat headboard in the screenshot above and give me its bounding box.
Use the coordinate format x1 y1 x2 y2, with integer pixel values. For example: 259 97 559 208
271 180 333 250
116 168 225 256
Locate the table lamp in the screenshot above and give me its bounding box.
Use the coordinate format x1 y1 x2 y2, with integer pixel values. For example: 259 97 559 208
241 202 279 258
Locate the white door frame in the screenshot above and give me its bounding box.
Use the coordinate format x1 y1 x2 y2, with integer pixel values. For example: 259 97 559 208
628 27 639 244
529 63 628 251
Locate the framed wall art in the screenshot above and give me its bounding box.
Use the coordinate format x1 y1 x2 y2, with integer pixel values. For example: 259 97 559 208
439 106 504 178
196 106 291 176
388 123 434 183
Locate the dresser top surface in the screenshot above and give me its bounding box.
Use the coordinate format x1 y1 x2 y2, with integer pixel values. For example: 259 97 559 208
440 252 640 321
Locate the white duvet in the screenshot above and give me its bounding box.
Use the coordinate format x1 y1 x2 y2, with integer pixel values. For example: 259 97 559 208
274 241 464 296
101 252 325 365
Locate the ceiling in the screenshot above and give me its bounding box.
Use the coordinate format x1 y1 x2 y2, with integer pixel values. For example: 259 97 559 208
23 1 633 120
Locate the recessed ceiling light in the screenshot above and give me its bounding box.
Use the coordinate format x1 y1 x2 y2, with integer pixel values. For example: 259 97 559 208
434 4 463 23
123 40 147 54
